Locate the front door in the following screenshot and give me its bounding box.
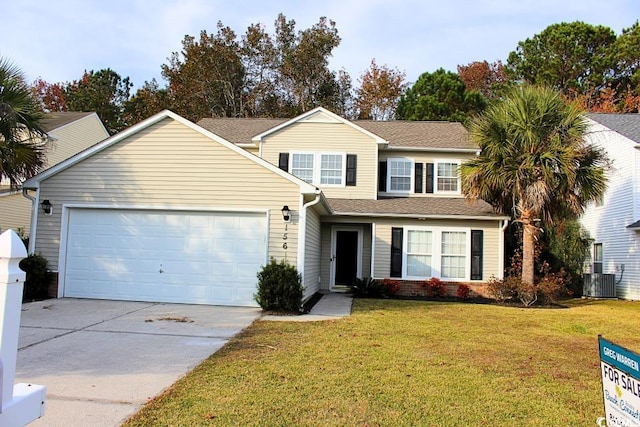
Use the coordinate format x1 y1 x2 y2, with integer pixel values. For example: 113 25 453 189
332 227 362 288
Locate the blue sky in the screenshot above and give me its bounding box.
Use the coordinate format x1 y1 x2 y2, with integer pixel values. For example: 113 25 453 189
3 0 639 90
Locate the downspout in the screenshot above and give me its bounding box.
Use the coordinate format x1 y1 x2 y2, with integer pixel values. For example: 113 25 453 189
297 189 322 299
497 219 509 280
22 188 38 254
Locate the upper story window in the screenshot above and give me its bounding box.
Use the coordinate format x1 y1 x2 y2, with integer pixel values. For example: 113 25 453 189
291 153 314 184
436 162 459 193
320 154 343 185
289 152 345 186
388 158 413 193
378 159 461 195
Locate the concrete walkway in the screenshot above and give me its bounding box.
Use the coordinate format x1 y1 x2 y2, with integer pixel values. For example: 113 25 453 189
263 292 353 321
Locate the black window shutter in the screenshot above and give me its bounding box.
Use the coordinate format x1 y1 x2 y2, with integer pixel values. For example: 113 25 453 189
391 227 403 278
279 153 289 171
415 163 423 193
346 154 357 186
378 161 387 192
426 163 434 193
471 230 483 280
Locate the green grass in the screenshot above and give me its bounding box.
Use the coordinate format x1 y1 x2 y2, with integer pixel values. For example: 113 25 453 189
123 298 640 426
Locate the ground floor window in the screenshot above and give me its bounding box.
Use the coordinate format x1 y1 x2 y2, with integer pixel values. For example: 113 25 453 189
402 227 469 280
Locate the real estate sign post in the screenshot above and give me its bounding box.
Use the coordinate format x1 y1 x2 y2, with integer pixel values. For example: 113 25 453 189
599 336 640 427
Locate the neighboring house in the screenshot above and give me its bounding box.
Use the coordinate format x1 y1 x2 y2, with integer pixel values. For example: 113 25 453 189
23 108 508 307
580 113 640 300
0 112 109 236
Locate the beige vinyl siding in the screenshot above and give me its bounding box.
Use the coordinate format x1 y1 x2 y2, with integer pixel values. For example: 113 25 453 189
261 121 378 199
379 150 475 198
303 206 322 299
44 114 109 169
373 218 501 281
0 193 32 235
35 118 302 271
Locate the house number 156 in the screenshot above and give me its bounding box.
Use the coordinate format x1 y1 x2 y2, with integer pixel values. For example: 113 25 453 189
282 224 288 250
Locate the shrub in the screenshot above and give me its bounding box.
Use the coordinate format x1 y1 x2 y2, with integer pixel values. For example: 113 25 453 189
486 276 517 303
382 278 401 296
421 277 446 298
456 284 471 300
19 253 49 302
350 277 385 298
536 271 568 305
255 258 303 312
516 281 538 307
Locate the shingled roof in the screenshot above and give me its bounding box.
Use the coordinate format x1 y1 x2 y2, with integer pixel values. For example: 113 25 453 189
587 113 640 143
356 120 473 150
197 116 474 150
41 112 94 133
327 197 503 218
197 118 286 145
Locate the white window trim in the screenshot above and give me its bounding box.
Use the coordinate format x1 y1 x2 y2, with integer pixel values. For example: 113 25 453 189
402 226 470 281
387 157 414 193
290 151 346 187
435 160 461 194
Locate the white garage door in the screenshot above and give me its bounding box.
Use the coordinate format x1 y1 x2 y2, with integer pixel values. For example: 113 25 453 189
63 209 266 306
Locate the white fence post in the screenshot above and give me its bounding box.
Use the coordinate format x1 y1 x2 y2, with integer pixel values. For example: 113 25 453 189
0 230 45 426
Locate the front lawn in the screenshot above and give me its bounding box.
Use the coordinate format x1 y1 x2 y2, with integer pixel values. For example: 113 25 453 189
123 298 640 426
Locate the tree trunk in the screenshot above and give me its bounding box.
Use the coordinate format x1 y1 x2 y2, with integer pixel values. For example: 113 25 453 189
521 213 536 285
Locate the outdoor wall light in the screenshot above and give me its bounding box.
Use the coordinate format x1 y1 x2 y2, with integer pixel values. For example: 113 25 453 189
281 205 291 222
41 199 53 215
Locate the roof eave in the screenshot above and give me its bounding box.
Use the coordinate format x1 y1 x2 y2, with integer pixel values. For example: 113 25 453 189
330 211 509 221
383 146 478 153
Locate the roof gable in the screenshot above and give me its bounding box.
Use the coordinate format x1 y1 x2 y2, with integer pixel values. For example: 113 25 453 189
251 107 387 144
23 110 318 194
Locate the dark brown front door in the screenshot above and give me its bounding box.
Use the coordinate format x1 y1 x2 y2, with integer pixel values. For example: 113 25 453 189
335 230 358 286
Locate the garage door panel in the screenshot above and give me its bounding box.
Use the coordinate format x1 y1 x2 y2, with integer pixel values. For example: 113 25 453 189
64 209 265 306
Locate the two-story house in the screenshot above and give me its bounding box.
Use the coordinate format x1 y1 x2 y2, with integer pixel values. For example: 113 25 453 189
580 113 640 300
22 108 508 307
0 112 108 236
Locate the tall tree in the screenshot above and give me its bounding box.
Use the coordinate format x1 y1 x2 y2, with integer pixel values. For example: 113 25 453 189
457 60 509 100
65 68 132 134
163 24 245 121
273 14 344 116
0 58 47 187
122 79 170 126
460 85 607 285
355 59 406 120
397 68 485 122
30 78 67 112
507 22 616 95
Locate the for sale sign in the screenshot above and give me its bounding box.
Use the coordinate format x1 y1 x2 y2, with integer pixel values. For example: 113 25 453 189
599 336 640 427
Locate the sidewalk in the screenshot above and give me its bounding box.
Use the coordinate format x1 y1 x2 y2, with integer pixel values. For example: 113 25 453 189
262 292 353 321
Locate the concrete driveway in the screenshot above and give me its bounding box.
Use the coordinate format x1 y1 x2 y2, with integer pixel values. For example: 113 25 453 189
15 298 262 427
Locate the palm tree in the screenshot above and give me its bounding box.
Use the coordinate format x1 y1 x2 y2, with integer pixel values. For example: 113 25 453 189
0 57 47 188
461 85 607 285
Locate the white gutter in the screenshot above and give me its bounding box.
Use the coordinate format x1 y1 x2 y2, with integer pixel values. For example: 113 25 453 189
22 188 38 253
297 189 322 294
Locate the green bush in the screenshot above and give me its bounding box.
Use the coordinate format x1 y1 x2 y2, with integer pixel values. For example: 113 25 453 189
19 253 49 302
255 258 303 312
349 277 385 298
